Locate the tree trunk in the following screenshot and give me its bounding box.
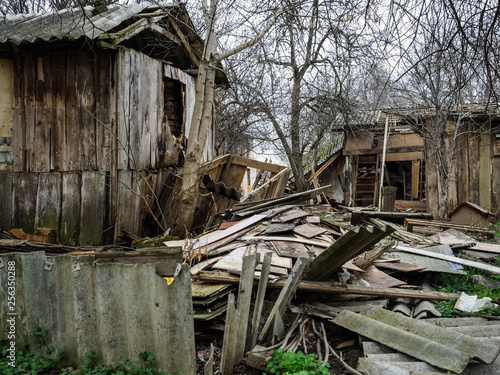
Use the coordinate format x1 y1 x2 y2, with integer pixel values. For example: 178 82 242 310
168 61 216 237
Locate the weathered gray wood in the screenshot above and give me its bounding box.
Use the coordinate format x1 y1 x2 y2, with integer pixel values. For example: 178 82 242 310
258 252 314 343
80 171 106 245
64 50 80 171
272 312 285 345
77 50 97 170
234 252 260 364
12 173 38 233
95 50 114 172
35 52 52 172
50 50 67 171
293 223 327 238
199 270 460 300
60 172 81 245
306 225 395 281
220 293 239 375
35 172 62 240
380 186 397 212
251 251 272 349
396 245 500 275
0 172 12 230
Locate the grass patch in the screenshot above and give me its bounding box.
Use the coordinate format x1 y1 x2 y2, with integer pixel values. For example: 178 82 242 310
430 264 500 317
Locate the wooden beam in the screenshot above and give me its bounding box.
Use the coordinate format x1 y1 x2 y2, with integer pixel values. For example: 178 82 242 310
198 270 460 301
229 154 286 174
148 23 182 45
396 245 500 275
167 14 200 67
98 18 150 45
258 252 314 342
343 145 425 156
308 152 341 183
241 235 331 248
251 251 272 348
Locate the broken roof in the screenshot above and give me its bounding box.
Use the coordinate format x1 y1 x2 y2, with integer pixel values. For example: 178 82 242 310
0 2 229 85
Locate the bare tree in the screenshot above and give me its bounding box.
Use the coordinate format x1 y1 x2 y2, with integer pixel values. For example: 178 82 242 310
165 0 285 236
387 1 493 219
214 0 373 192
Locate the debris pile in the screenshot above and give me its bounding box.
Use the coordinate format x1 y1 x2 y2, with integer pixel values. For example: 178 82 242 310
165 187 500 375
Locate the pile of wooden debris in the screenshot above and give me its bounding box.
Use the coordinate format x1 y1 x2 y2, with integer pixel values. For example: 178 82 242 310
160 188 500 375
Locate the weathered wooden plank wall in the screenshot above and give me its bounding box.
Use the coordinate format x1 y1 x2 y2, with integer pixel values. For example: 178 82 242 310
4 46 200 244
425 122 499 219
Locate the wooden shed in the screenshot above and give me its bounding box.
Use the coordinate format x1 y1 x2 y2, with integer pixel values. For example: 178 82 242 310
0 2 227 244
342 111 426 210
341 107 500 219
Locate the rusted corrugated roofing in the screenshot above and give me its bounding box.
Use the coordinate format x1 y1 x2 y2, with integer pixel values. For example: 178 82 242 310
0 2 154 45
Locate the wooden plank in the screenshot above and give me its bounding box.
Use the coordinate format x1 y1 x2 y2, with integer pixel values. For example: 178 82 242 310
11 55 24 172
435 235 500 254
0 58 14 139
258 252 314 342
138 54 151 169
492 147 500 218
50 50 66 171
273 207 309 222
34 53 52 172
12 173 38 233
411 160 420 198
78 51 97 170
405 218 494 235
0 172 12 230
344 145 425 156
456 132 468 205
251 251 272 348
468 134 480 204
255 243 292 269
191 281 233 299
396 245 500 275
479 134 491 211
23 54 36 172
220 294 238 375
192 215 266 250
266 221 295 234
199 270 460 300
95 50 114 172
308 152 341 183
65 50 80 171
234 253 260 363
272 240 308 258
80 171 106 245
355 265 407 288
60 172 81 245
306 225 395 280
293 223 327 238
35 173 61 241
191 256 224 275
213 246 251 272
374 257 426 272
242 235 331 248
229 154 285 174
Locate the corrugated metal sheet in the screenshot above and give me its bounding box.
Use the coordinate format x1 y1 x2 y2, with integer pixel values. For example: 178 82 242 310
0 2 153 45
0 252 196 374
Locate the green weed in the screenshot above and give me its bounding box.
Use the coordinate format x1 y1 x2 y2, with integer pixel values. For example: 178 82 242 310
263 349 330 375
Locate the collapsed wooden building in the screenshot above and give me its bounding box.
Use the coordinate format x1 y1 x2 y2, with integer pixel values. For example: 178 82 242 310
312 106 500 220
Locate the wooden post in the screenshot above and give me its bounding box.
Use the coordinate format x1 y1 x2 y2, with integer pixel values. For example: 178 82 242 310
380 186 397 212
